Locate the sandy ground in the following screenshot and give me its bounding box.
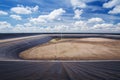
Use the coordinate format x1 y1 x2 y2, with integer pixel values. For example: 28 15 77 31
19 38 120 60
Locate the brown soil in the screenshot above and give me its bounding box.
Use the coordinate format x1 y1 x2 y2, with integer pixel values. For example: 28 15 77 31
19 38 120 60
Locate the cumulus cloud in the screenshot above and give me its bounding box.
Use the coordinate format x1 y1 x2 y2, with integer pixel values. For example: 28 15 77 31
108 5 120 14
47 8 66 20
0 0 120 33
74 20 88 30
103 0 120 14
32 5 39 12
24 23 32 27
93 23 114 29
72 17 104 31
73 9 83 19
11 17 118 32
0 15 119 33
8 23 44 33
11 5 39 14
11 23 70 33
72 17 119 32
103 0 119 8
117 23 120 26
0 21 12 32
0 21 12 28
30 8 66 24
70 0 86 20
13 24 36 32
0 19 119 33
87 17 104 23
10 15 22 20
70 0 86 9
116 23 120 30
0 10 8 15
74 21 86 27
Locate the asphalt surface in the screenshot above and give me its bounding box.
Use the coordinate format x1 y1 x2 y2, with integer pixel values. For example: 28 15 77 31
0 34 120 80
0 61 120 80
0 35 52 60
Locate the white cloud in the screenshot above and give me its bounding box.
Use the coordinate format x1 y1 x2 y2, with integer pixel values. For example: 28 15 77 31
108 5 120 14
70 0 86 9
72 17 118 32
30 8 66 24
103 0 119 8
12 23 70 33
117 23 120 26
57 25 69 31
13 24 33 32
0 21 12 28
48 8 66 20
87 17 104 23
32 5 39 12
1 20 119 33
0 21 12 32
0 17 119 33
24 23 32 27
74 20 86 27
12 24 42 33
0 10 8 15
116 23 120 30
103 0 120 14
74 20 88 30
25 17 118 32
10 15 22 20
11 5 39 14
73 9 83 19
70 0 86 20
93 23 114 29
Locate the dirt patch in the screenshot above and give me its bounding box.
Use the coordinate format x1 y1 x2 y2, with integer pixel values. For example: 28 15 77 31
19 38 120 60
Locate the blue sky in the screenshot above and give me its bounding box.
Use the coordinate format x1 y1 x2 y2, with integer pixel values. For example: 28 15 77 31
0 0 120 33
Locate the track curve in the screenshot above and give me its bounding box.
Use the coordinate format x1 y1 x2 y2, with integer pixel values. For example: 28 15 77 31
0 35 52 60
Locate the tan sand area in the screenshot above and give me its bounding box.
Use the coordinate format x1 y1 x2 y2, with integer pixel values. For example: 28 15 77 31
19 38 120 60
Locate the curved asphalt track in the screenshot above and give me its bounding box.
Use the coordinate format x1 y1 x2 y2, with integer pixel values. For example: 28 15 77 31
0 34 120 80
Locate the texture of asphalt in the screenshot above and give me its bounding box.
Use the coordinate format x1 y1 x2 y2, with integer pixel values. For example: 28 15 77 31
0 34 120 80
0 61 120 80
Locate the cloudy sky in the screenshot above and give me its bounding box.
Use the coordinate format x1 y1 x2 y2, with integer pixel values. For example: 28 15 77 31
0 0 120 33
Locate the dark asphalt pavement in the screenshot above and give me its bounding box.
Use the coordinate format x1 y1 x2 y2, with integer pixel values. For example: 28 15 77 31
0 61 120 80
